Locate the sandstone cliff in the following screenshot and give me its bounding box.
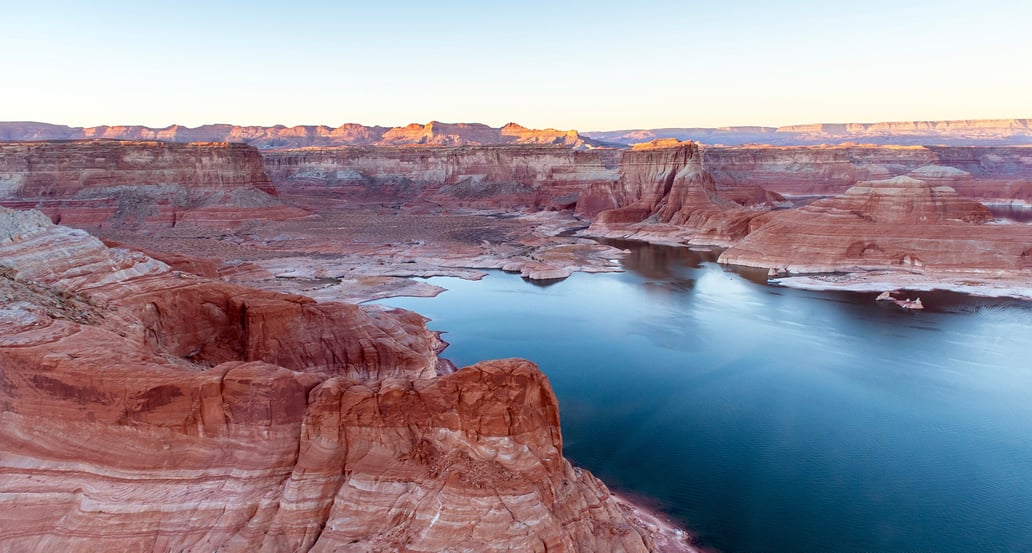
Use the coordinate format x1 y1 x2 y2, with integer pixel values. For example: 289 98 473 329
577 140 774 246
699 144 1032 202
0 140 306 228
0 207 694 552
263 145 621 211
0 121 607 149
717 175 1032 276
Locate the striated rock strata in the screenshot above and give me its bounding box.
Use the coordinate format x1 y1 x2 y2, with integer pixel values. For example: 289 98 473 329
0 140 307 228
718 175 1032 278
0 207 695 552
577 140 776 246
699 145 1032 203
263 144 621 211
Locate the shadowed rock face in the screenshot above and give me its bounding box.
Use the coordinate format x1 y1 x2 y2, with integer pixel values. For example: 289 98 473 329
717 176 1032 274
0 140 306 228
0 207 692 553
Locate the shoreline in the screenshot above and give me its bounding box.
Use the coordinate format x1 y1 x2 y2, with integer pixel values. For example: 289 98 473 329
769 271 1032 301
609 490 710 553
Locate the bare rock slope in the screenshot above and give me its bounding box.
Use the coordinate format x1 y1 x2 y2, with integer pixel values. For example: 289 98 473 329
0 206 695 553
718 175 1032 277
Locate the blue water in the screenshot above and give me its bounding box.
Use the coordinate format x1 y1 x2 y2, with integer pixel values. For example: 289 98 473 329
372 243 1032 553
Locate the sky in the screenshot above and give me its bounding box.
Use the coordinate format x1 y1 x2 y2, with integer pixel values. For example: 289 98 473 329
1 0 1029 131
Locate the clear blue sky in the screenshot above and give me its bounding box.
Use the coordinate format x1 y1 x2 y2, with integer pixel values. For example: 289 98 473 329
1 0 1028 130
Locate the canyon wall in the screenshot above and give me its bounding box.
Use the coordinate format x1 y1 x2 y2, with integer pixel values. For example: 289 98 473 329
700 145 1032 202
0 121 606 149
576 140 772 246
263 145 621 210
718 175 1032 275
0 140 304 227
0 207 691 552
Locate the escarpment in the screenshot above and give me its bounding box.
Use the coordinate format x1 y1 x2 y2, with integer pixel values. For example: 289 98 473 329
576 140 777 246
718 175 1032 275
700 144 1032 203
0 140 306 228
0 206 694 552
262 144 620 211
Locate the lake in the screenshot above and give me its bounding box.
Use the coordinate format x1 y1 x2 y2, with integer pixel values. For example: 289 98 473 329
372 241 1032 553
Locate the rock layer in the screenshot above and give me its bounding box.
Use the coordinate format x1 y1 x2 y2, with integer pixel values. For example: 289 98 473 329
700 145 1032 203
718 175 1032 276
0 207 695 552
577 140 774 246
263 144 620 211
0 140 305 228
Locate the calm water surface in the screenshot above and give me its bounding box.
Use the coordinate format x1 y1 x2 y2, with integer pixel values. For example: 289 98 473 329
372 242 1032 553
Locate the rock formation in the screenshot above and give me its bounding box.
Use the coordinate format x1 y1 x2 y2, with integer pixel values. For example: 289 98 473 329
699 144 1032 203
0 121 608 149
0 140 307 228
263 144 620 211
577 140 775 246
0 206 696 552
718 175 1032 276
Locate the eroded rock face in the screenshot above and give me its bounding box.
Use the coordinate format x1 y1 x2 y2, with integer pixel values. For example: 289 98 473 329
0 140 306 228
0 207 693 553
263 145 621 211
717 175 1032 275
577 140 774 246
700 145 1032 203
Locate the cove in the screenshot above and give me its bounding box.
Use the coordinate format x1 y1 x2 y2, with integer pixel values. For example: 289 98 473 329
372 241 1032 553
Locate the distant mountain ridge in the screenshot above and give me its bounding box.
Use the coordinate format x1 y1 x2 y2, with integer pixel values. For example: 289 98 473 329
3 119 1030 148
0 121 608 150
584 119 1032 146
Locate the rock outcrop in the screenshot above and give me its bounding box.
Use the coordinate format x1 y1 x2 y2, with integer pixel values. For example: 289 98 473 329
263 145 621 211
0 207 695 552
577 140 774 246
697 144 1032 204
0 121 608 149
0 140 306 228
717 175 1032 276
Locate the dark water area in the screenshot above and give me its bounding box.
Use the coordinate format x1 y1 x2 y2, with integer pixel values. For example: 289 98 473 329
372 243 1032 553
988 204 1032 223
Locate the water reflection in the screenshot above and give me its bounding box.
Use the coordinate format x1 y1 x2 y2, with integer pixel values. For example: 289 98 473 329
372 243 1032 553
989 204 1032 223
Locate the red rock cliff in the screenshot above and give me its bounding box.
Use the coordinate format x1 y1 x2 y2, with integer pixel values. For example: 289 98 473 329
700 145 1032 202
0 207 693 552
263 144 621 211
0 140 304 228
717 175 1032 275
577 140 774 246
